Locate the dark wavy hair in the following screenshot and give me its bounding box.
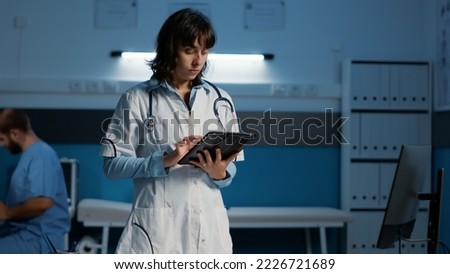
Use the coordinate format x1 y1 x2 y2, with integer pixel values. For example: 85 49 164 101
0 108 31 134
148 8 216 85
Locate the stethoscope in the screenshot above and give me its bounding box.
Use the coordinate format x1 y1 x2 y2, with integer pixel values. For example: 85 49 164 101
144 80 235 132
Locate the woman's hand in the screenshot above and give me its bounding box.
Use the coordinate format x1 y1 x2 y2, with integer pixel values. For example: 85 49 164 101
163 135 202 168
190 148 239 180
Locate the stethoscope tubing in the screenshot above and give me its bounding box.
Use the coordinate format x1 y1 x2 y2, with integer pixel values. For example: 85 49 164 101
145 80 234 132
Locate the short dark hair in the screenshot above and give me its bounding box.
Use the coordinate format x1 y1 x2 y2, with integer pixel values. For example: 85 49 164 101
149 8 216 85
0 108 31 133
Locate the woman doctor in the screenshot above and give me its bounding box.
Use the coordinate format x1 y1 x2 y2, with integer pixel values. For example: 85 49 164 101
100 8 243 254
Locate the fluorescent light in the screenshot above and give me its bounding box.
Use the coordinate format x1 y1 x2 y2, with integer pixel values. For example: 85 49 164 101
210 53 264 61
111 51 273 61
121 51 156 59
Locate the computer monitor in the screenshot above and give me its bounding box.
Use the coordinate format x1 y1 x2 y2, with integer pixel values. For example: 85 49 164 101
376 144 437 253
422 167 444 254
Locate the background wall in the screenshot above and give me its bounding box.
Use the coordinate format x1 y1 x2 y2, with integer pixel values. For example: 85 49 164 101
0 0 437 110
1 0 447 253
0 0 436 83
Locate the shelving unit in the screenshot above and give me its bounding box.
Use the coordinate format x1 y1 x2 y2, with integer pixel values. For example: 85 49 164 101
340 60 432 254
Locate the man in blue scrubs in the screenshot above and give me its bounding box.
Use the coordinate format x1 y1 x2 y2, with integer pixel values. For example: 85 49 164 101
0 108 70 253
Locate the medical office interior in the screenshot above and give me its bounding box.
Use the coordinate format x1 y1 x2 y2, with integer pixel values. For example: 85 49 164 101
1 0 449 254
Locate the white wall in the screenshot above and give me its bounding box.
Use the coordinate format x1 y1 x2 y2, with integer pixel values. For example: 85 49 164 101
0 0 438 111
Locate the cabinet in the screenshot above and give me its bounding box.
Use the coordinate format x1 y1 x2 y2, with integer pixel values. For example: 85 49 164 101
341 60 432 254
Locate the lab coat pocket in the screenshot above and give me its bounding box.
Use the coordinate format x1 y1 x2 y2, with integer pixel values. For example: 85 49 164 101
130 207 175 254
215 207 233 253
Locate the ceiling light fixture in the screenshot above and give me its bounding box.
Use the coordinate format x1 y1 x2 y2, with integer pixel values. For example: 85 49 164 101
110 51 274 61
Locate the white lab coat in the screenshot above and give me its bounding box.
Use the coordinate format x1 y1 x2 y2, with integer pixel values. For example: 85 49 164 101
100 77 241 254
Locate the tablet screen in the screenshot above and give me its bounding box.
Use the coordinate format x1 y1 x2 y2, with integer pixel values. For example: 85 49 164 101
178 131 255 165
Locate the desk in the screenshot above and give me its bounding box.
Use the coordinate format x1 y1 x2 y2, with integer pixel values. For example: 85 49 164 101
227 207 353 253
77 199 352 254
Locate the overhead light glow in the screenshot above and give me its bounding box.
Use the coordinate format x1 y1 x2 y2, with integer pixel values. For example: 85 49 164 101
111 51 273 61
121 51 156 59
209 53 264 61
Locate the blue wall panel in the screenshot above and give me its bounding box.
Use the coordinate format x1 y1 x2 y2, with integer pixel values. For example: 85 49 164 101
3 144 448 253
1 145 340 207
222 146 340 208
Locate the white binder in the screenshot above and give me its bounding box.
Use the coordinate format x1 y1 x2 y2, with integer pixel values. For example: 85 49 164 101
350 163 379 208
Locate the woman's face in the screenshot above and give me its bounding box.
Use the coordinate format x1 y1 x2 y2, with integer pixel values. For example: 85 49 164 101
173 37 208 84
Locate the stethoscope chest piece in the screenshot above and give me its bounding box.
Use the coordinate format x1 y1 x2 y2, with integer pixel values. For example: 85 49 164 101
144 116 156 132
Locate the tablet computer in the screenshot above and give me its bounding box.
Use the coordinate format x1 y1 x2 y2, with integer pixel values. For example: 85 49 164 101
178 131 255 165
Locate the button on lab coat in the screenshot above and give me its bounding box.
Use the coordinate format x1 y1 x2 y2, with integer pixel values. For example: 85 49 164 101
100 77 241 254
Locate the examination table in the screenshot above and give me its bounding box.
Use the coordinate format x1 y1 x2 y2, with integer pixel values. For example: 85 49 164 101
77 198 352 254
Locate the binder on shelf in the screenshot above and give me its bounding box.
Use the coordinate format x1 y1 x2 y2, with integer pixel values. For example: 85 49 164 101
349 113 361 158
350 163 379 208
417 113 432 144
351 63 380 109
378 64 391 109
388 64 402 109
379 163 397 208
342 60 431 254
401 65 429 110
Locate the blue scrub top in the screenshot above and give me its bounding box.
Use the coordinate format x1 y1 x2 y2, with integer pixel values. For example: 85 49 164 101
6 141 70 239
